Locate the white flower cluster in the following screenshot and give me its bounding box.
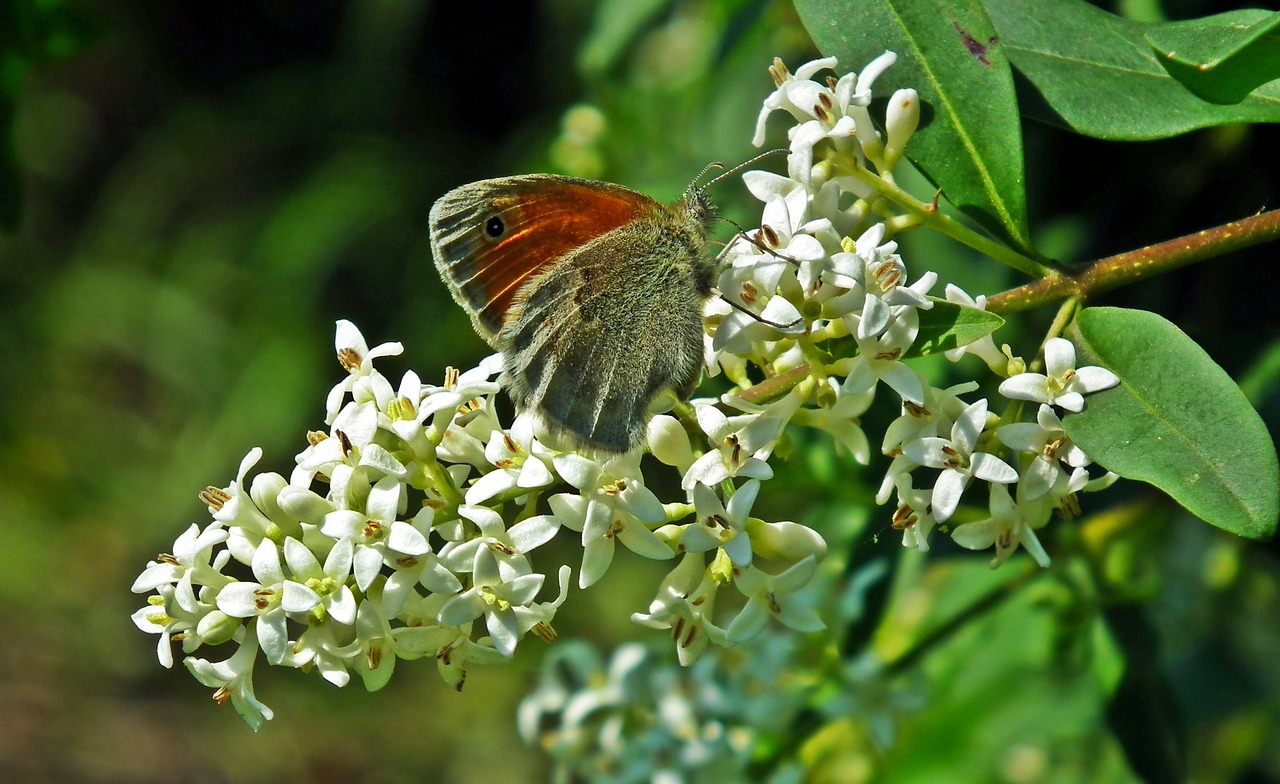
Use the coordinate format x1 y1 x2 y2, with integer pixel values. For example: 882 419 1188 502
705 53 1120 568
130 53 1121 730
518 640 806 784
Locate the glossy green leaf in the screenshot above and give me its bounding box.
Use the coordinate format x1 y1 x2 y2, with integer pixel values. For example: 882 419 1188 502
984 0 1280 140
1065 307 1279 541
906 297 1004 358
794 0 1032 254
1146 9 1280 105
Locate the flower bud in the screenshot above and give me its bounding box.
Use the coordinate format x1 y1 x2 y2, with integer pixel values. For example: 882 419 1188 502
884 88 919 169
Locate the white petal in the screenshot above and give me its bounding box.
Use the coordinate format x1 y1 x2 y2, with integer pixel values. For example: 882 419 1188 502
387 520 429 556
517 456 554 489
465 468 517 505
903 436 950 469
1073 366 1119 393
999 373 1052 403
438 590 485 626
353 545 384 592
950 517 1001 551
997 421 1048 452
281 581 321 614
1055 391 1086 412
970 452 1018 484
1044 338 1076 377
251 540 284 585
616 524 675 561
579 534 615 589
1019 525 1052 567
486 609 520 658
931 468 968 522
366 476 404 523
951 399 989 454
216 582 267 618
879 361 925 404
506 515 561 552
256 612 289 664
504 573 547 606
726 599 769 642
283 536 321 578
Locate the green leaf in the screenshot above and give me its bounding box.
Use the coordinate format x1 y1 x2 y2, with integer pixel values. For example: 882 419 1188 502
1064 307 1279 541
793 0 1032 254
905 297 1004 358
1146 10 1280 105
984 0 1280 140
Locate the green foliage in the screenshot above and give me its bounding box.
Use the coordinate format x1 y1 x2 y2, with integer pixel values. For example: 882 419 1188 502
985 0 1280 139
3 0 1279 781
794 0 1033 254
905 297 1004 358
1146 9 1280 104
1066 307 1280 541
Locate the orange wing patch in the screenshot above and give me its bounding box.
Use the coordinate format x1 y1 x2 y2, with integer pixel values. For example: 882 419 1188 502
431 176 657 338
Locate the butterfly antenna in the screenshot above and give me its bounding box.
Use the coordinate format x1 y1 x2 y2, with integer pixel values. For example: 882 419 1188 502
714 214 803 267
691 161 725 192
701 148 788 191
711 286 805 331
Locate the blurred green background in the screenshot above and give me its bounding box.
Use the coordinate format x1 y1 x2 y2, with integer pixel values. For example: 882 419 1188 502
3 0 1280 782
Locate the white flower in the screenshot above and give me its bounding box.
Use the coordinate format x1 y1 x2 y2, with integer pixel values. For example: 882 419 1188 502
319 475 430 592
464 428 555 504
130 522 238 668
943 284 1006 371
420 355 504 431
437 503 560 578
951 482 1051 568
755 53 898 187
326 319 404 424
547 452 672 588
681 404 777 490
283 619 360 687
891 475 940 552
438 547 546 658
902 398 1017 522
998 337 1119 412
351 598 397 692
753 56 841 146
849 224 934 340
680 480 761 567
512 565 573 639
998 404 1092 500
185 628 274 731
727 555 825 642
631 553 728 666
214 539 299 664
280 535 358 626
212 448 293 551
839 312 925 405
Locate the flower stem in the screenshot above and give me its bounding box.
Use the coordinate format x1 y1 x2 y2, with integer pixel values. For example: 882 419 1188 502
986 208 1280 314
844 164 1054 278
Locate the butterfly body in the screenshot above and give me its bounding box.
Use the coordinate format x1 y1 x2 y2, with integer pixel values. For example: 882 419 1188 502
430 174 718 453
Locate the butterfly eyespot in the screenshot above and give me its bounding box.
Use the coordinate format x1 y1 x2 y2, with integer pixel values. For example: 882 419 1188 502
484 215 505 239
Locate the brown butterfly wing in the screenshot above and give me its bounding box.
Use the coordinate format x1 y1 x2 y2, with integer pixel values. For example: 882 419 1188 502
429 174 658 344
500 210 713 453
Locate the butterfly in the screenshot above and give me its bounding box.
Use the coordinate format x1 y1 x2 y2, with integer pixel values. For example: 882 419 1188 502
429 173 719 454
